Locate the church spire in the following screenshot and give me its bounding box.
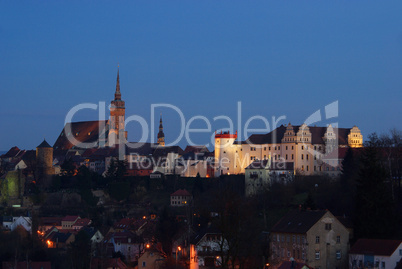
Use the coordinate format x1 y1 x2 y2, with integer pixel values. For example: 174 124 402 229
115 65 121 100
157 114 165 146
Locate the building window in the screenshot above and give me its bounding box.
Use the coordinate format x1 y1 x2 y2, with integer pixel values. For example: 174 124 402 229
306 154 309 160
297 235 300 244
382 262 385 268
336 251 341 260
315 251 320 260
302 251 305 260
281 235 285 242
286 235 290 242
315 236 320 244
292 235 296 243
301 146 304 150
325 223 332 230
278 146 280 150
399 249 402 255
142 261 146 267
301 154 304 160
292 154 294 160
292 146 294 150
336 236 340 243
287 251 290 257
286 146 288 150
286 154 288 160
306 166 309 171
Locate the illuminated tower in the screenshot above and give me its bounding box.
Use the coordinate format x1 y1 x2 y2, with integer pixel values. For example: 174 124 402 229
157 114 165 146
109 66 127 146
214 130 238 176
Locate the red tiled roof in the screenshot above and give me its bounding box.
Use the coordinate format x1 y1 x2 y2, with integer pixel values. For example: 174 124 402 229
2 146 22 158
73 218 91 227
350 238 402 256
53 120 107 150
113 218 136 229
62 215 80 222
171 189 191 197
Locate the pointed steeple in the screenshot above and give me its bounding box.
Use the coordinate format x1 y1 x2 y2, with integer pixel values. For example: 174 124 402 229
115 65 121 100
159 114 163 129
157 113 165 146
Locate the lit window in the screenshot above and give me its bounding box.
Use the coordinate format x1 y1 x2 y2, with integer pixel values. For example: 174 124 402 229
315 251 320 260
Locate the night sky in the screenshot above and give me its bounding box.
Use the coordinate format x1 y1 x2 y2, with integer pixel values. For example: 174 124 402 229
1 1 401 151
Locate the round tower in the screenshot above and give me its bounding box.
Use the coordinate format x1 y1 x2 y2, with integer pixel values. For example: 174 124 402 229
36 139 54 186
214 130 237 176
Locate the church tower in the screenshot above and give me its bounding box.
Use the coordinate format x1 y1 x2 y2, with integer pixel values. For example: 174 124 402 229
109 66 127 146
157 114 165 146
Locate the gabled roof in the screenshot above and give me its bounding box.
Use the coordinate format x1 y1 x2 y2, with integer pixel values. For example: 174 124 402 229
171 189 192 197
241 125 353 145
53 120 108 150
62 215 80 222
271 210 327 234
113 218 136 230
73 218 91 227
48 232 73 243
2 146 22 158
349 239 402 256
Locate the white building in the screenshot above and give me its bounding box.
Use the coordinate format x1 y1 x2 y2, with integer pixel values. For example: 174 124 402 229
10 216 32 234
349 239 402 269
170 189 192 207
214 124 363 177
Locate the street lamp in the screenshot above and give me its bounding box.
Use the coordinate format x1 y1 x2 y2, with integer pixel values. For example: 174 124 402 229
176 246 182 267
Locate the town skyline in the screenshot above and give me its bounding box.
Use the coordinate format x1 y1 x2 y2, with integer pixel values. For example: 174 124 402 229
1 1 401 150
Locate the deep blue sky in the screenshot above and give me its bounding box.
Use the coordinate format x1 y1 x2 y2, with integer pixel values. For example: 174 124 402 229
1 1 401 151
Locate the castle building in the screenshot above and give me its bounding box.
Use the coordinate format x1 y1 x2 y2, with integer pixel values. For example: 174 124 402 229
157 115 165 147
214 124 363 176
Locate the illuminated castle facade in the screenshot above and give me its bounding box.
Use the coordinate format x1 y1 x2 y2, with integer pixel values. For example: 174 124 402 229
214 123 363 176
